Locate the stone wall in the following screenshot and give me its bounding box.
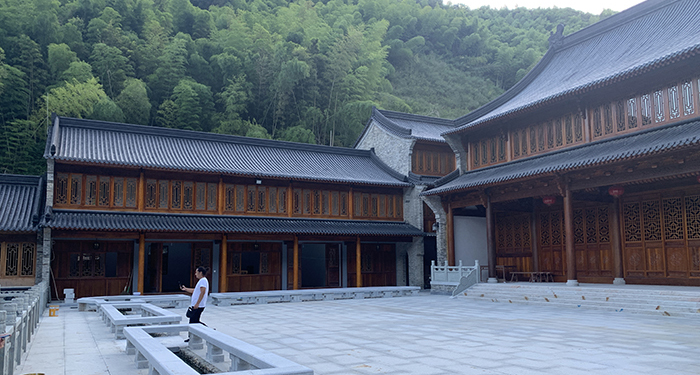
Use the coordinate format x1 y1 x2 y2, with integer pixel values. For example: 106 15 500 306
355 121 414 176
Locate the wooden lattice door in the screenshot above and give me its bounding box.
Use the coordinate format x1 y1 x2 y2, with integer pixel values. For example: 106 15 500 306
495 213 532 272
538 210 565 276
573 206 613 280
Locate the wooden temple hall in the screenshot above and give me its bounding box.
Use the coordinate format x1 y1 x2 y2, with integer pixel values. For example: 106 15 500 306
39 117 423 298
423 0 700 286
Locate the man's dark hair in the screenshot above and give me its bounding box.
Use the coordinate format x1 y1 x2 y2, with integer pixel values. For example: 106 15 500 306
196 266 208 276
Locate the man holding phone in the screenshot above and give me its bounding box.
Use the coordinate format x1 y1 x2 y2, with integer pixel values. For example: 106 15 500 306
180 266 209 324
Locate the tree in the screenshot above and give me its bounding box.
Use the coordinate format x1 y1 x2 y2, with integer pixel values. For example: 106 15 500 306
116 79 151 125
38 77 108 119
90 97 125 122
48 43 78 82
170 80 201 130
90 43 132 97
60 61 95 83
0 65 30 123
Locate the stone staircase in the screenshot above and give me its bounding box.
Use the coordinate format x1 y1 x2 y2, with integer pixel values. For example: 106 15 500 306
456 282 700 317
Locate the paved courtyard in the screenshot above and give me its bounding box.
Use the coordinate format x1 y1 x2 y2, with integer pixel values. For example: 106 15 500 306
16 293 700 375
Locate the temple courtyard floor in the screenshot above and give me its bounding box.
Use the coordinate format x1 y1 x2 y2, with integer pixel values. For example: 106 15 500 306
16 292 700 375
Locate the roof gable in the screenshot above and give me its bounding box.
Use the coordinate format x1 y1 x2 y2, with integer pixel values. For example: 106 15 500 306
355 108 456 145
46 116 409 187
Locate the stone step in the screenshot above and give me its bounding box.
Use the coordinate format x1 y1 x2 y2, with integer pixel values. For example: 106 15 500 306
463 288 700 303
468 285 700 299
459 293 700 311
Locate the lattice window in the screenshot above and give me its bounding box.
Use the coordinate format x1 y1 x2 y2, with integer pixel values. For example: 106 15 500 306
540 213 550 246
293 189 302 214
663 197 684 240
98 177 110 206
425 152 432 173
82 253 93 276
668 85 680 120
616 100 626 132
573 209 584 244
682 80 695 116
231 253 241 274
520 129 528 155
537 124 545 151
5 243 18 276
172 181 182 209
505 217 513 247
371 195 378 217
313 190 321 215
260 253 269 274
331 191 339 216
530 127 537 153
69 254 79 277
603 103 613 135
395 196 402 218
258 188 266 213
159 180 169 209
481 140 487 164
236 185 245 212
225 184 235 211
523 217 531 247
574 113 583 142
146 179 157 208
361 252 373 272
93 253 105 277
623 202 641 242
56 173 68 204
125 178 137 208
627 98 638 128
512 131 520 158
555 118 563 147
641 93 652 125
303 189 312 215
472 143 479 167
247 186 256 212
490 137 497 163
207 183 217 211
183 181 194 210
196 182 206 210
70 174 82 205
322 191 330 215
269 187 277 213
546 121 554 149
643 200 661 241
354 192 361 217
585 208 597 243
279 189 287 214
593 107 602 137
598 206 610 243
85 175 97 206
496 217 505 248
340 192 348 216
388 194 395 218
361 194 369 217
685 195 700 239
112 178 124 207
20 243 35 276
498 135 506 161
551 212 561 245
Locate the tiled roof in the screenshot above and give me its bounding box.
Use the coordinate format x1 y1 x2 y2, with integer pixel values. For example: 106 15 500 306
46 116 409 187
0 174 43 232
424 118 700 196
356 108 456 145
447 0 700 134
46 210 425 236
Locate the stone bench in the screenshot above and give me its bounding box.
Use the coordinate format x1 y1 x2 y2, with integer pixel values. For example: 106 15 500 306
78 294 190 311
124 324 313 375
210 286 420 306
101 303 182 339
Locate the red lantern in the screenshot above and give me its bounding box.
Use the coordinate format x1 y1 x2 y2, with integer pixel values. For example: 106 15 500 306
542 196 556 206
608 185 625 198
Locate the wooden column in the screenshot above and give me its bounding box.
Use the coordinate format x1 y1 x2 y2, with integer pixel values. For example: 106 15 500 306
218 177 224 215
137 170 145 211
564 185 578 285
447 203 455 266
287 184 293 217
355 236 362 287
137 233 145 293
610 198 625 284
293 235 299 290
220 235 228 292
485 195 497 282
348 188 354 219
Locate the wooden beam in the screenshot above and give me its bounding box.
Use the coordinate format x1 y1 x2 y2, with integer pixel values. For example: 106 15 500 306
610 199 624 280
485 195 496 281
138 171 145 211
570 158 700 191
564 185 577 283
355 236 362 287
293 235 299 290
220 234 228 292
137 233 145 293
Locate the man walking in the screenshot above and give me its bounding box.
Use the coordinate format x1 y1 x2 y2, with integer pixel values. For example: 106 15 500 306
181 266 209 324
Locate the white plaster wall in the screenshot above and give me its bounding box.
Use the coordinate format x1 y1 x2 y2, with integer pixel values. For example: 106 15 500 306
355 121 413 176
454 216 487 269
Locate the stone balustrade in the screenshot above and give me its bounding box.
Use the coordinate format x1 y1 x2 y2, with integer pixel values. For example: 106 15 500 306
430 260 480 295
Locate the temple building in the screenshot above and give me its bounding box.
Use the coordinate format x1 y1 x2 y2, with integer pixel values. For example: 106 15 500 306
419 0 700 286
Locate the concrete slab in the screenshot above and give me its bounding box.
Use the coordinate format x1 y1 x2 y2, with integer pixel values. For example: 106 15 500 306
16 293 700 374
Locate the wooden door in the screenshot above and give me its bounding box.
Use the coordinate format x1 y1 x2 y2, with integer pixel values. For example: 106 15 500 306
495 213 533 272
192 243 212 286
326 244 340 287
538 211 565 277
573 206 613 282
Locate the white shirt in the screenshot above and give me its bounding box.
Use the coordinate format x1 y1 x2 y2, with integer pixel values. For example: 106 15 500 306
191 277 209 308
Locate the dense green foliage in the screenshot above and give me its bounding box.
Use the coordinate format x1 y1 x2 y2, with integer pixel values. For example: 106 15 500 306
0 0 608 175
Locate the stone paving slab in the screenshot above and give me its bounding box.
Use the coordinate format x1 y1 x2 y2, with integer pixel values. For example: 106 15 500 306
16 293 700 375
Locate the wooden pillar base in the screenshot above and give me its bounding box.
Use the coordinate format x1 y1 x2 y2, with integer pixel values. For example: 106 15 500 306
613 278 626 285
566 279 579 286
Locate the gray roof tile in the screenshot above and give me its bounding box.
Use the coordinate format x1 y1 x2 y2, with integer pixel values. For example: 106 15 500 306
0 174 43 232
425 118 700 196
356 108 456 145
47 116 409 187
46 210 424 236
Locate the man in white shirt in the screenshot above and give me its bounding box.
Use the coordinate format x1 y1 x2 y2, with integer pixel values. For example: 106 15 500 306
180 266 209 324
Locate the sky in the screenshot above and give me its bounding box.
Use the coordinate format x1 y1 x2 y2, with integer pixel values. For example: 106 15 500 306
449 0 645 15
